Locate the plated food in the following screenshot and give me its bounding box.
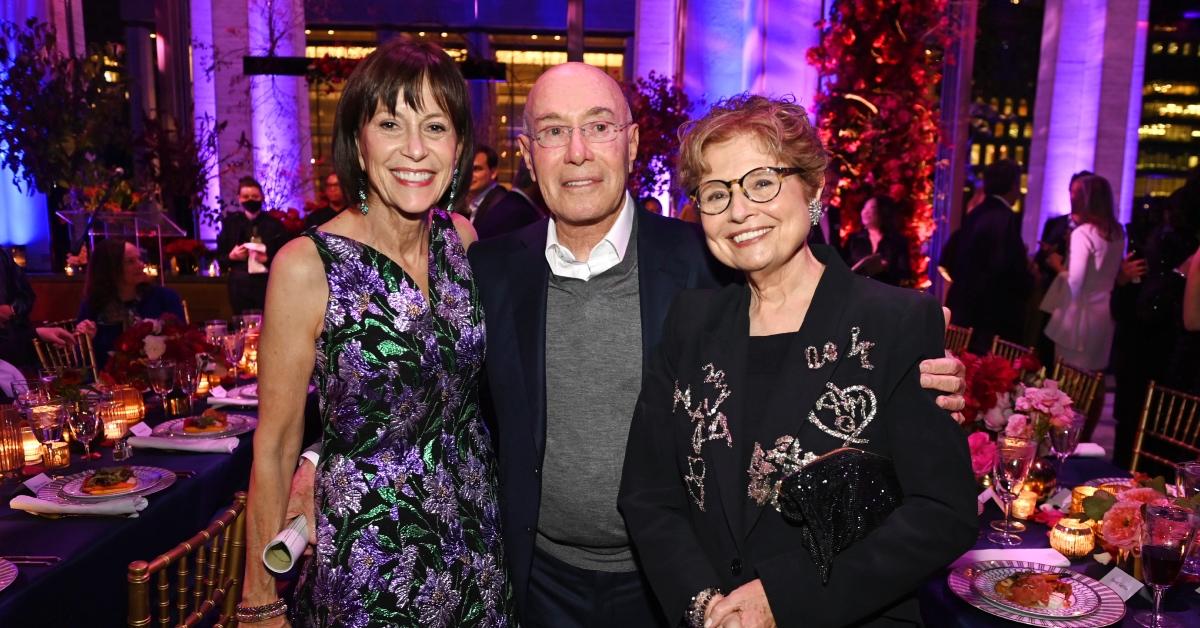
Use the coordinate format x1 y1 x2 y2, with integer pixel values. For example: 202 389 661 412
81 467 138 496
994 571 1073 610
183 408 228 434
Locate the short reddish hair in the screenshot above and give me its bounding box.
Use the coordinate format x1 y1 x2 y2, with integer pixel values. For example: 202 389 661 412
677 94 828 198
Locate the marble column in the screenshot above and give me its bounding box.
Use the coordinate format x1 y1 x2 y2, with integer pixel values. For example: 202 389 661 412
1023 0 1149 247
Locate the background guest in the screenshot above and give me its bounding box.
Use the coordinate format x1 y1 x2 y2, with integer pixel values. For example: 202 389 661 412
472 156 545 240
303 173 347 229
844 194 913 286
75 239 184 369
1032 170 1091 364
0 246 74 370
465 144 507 222
1041 174 1124 371
216 176 287 314
942 159 1033 354
639 196 663 213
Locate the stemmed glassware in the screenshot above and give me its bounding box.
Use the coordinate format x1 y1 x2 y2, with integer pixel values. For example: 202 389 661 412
1135 504 1198 628
25 398 67 463
174 359 199 416
67 401 103 459
1048 412 1084 470
222 331 246 384
988 435 1038 546
146 359 176 416
1175 461 1200 577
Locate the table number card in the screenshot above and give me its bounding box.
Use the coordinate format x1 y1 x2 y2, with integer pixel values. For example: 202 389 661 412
1099 566 1144 601
977 487 994 505
1046 487 1072 510
129 422 153 438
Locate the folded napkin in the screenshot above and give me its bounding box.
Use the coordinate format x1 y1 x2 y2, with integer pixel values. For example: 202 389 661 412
952 547 1071 570
9 495 148 517
1072 442 1106 458
129 436 239 454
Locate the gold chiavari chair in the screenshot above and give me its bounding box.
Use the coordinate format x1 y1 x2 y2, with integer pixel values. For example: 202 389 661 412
945 324 973 355
1051 358 1106 441
181 299 191 325
127 492 247 628
32 331 98 382
989 336 1034 364
1130 382 1200 475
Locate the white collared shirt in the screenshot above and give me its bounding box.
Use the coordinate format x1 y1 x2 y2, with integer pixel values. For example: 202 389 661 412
544 193 635 281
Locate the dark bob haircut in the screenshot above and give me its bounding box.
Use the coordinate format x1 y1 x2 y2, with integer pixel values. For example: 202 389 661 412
332 38 473 214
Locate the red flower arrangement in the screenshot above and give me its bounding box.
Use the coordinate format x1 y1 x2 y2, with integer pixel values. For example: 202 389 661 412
807 0 952 287
622 71 694 200
163 238 208 257
101 315 218 389
959 352 1020 426
307 54 362 95
268 208 306 236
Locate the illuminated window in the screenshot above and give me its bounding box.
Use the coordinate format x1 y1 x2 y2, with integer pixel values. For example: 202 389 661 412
998 145 1009 160
1023 123 1033 139
985 145 995 165
1168 42 1179 55
1017 99 1028 117
1151 42 1164 54
1015 146 1025 164
1003 98 1013 115
970 144 981 165
994 122 1005 136
1008 123 1019 139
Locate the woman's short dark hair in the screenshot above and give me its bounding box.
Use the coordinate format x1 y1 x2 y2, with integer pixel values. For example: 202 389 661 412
332 38 473 214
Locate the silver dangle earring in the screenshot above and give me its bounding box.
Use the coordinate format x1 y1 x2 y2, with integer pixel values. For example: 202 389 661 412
808 198 823 226
358 184 369 216
446 168 460 209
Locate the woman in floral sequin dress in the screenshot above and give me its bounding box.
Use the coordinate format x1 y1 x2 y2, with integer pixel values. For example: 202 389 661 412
241 40 514 627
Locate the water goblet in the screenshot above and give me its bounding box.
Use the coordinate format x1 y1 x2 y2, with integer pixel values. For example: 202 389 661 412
1134 505 1198 628
67 402 102 459
222 332 246 383
1049 412 1084 470
146 359 176 416
987 435 1038 546
204 320 228 345
1175 461 1200 577
25 399 67 463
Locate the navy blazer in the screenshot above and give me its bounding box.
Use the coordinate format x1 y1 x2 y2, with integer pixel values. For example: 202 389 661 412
618 246 978 626
467 208 728 613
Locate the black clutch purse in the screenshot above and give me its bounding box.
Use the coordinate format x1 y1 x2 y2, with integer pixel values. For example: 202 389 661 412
776 447 902 584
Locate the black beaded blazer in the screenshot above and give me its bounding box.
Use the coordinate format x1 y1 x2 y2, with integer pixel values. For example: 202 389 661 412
618 245 979 627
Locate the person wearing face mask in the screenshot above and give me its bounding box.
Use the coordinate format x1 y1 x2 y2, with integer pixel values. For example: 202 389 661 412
217 177 288 315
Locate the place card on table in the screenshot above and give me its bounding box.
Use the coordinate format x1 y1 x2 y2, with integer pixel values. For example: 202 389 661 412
209 385 228 399
23 473 51 494
1045 487 1073 511
129 422 153 437
1099 566 1144 601
1071 442 1106 458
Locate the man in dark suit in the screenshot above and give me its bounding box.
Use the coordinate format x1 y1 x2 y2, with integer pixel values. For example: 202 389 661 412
474 159 546 240
468 63 968 627
303 173 348 229
943 159 1033 354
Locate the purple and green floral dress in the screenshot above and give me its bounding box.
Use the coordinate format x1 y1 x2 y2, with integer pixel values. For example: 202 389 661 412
294 210 514 627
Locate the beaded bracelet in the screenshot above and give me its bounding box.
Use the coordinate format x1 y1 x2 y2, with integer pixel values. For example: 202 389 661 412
686 587 721 628
235 598 288 623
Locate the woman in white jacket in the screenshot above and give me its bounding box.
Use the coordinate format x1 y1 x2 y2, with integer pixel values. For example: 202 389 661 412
1043 174 1126 370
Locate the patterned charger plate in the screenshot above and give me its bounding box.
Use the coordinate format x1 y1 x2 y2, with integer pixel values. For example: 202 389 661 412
970 564 1100 619
38 466 177 503
0 559 16 594
237 384 257 398
949 560 1125 627
1083 477 1133 489
153 413 257 439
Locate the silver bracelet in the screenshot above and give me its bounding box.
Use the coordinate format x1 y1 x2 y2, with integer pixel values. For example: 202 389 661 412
687 587 721 628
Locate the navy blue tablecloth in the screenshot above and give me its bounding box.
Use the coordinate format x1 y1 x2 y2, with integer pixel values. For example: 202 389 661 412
0 413 253 626
920 457 1200 627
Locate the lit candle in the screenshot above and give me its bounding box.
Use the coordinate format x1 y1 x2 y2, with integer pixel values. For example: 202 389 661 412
43 441 70 470
1071 485 1098 513
20 425 41 464
1050 518 1096 558
1012 490 1038 520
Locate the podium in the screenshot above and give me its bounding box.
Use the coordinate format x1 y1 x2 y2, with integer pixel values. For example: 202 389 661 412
56 210 187 285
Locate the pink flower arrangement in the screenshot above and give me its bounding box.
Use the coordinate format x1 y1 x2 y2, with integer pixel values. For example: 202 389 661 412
1004 413 1030 438
1098 501 1143 553
1118 487 1173 507
1016 380 1074 427
967 432 996 479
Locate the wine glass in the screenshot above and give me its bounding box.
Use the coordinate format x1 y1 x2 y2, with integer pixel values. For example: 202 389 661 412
67 402 102 459
1175 461 1200 577
988 435 1038 546
1048 412 1084 470
222 331 246 384
204 320 228 345
1135 504 1198 628
174 360 199 416
146 359 175 416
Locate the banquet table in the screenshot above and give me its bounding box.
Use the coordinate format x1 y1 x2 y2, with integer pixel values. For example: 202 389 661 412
920 457 1200 627
0 411 254 626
